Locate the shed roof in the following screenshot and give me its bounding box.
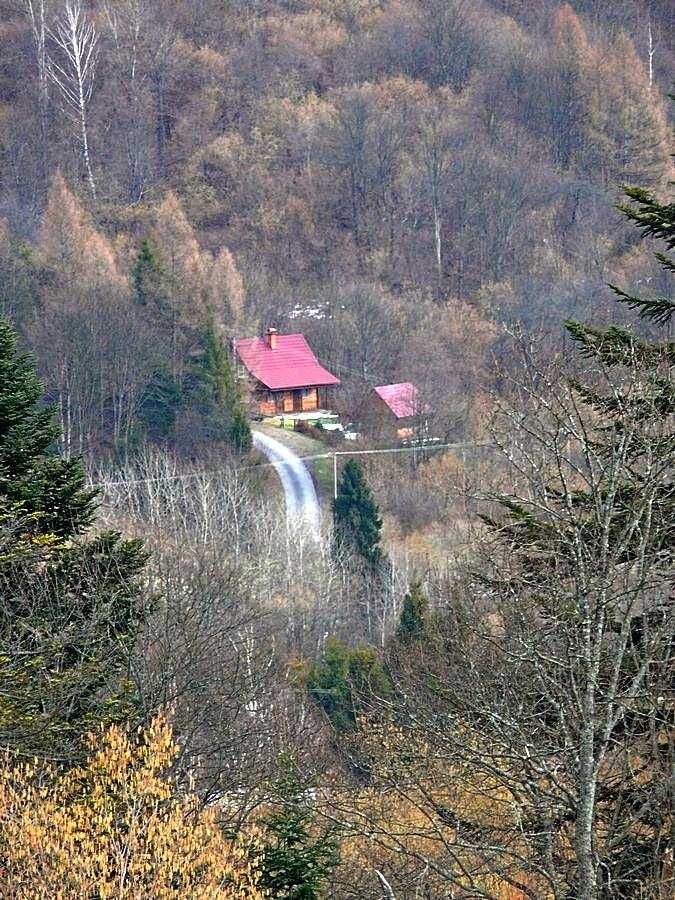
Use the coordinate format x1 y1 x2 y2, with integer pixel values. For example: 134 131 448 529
374 382 423 419
235 333 340 391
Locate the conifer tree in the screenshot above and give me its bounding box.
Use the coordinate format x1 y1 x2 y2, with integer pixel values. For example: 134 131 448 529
564 179 674 551
0 317 147 761
395 580 428 643
257 763 338 900
0 318 97 537
208 245 247 335
188 322 252 452
332 459 383 565
151 191 208 323
37 172 126 296
229 403 253 453
590 36 670 188
305 637 392 732
133 238 165 309
0 220 39 326
137 364 183 443
612 184 675 319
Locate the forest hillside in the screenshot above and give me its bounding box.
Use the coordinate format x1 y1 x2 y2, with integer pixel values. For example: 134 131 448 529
0 0 673 457
0 2 673 899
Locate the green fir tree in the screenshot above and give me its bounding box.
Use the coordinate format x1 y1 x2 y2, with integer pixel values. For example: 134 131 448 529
0 319 97 537
137 364 183 443
395 580 429 643
332 459 384 565
132 238 165 309
611 184 675 322
0 318 148 761
257 762 338 900
189 323 252 452
306 636 391 731
563 178 674 551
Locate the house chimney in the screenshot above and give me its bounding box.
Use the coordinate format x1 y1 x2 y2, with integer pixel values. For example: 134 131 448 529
266 326 278 350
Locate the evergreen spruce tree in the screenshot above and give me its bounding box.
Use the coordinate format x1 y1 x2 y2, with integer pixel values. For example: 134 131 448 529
0 318 148 761
189 323 252 452
132 238 165 309
137 364 183 443
229 403 253 453
0 319 97 537
611 183 675 321
257 764 338 900
395 580 428 643
305 637 391 731
564 179 674 551
332 459 384 565
131 239 186 444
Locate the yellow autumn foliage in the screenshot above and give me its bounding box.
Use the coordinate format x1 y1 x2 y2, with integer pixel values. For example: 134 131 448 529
331 721 552 899
0 714 264 900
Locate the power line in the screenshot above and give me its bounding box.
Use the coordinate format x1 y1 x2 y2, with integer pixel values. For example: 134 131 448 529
96 440 491 491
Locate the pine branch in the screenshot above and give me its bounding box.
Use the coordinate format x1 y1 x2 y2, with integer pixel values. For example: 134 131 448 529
569 376 675 429
654 251 675 274
609 285 675 326
618 186 675 251
564 320 671 367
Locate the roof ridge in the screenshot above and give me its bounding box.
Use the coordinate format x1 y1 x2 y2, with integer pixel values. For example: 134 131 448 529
235 332 340 391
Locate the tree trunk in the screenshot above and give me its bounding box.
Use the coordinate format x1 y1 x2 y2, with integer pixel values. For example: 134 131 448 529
575 711 598 899
153 71 167 179
432 196 442 297
575 596 599 900
79 101 96 200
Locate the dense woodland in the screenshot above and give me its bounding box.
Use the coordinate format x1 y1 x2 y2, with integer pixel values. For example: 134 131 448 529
0 1 673 898
0 0 672 456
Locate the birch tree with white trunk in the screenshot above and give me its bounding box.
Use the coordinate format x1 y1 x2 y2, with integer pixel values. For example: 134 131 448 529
48 1 99 200
646 15 658 90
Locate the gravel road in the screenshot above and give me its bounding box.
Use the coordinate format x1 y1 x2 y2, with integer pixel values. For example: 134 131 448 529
252 429 322 540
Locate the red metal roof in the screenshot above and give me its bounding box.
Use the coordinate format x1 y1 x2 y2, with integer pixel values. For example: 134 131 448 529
374 383 423 419
235 333 340 391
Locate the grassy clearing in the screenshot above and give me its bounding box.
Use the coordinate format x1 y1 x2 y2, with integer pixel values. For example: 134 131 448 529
311 455 335 498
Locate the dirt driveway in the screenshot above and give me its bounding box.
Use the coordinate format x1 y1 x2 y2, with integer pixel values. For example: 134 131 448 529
255 422 327 458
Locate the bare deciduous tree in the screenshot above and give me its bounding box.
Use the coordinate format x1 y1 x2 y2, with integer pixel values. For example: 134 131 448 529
24 0 51 184
103 0 150 201
48 1 99 199
322 334 673 899
417 91 458 294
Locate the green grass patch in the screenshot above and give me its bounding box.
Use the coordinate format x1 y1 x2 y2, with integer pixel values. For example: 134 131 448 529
311 455 335 498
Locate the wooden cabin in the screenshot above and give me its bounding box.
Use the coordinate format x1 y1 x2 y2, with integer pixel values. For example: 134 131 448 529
235 328 340 416
372 382 427 440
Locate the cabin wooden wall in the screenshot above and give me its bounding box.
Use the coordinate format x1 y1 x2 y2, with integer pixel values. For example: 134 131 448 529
302 387 318 411
255 386 320 415
258 395 276 416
